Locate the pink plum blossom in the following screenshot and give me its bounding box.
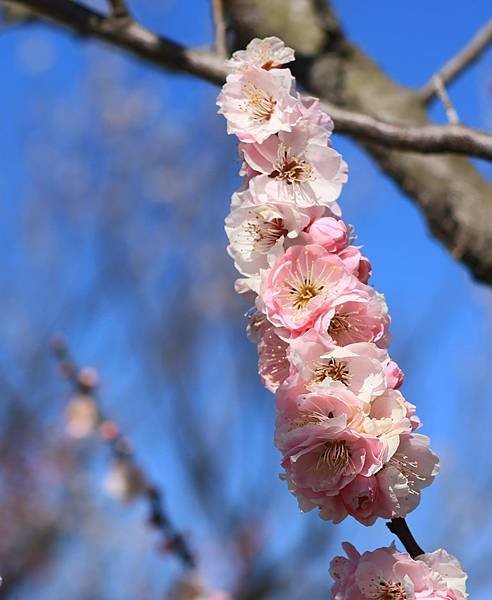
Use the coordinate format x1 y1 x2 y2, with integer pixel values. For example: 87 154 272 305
385 359 405 389
217 67 300 143
303 216 349 252
330 543 467 599
419 549 468 600
275 387 365 452
227 36 295 70
313 286 390 348
258 244 355 333
257 322 290 392
338 246 372 284
242 125 348 208
287 335 391 405
281 421 385 499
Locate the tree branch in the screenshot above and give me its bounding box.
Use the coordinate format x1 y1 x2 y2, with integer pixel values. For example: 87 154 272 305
6 0 492 160
51 336 196 569
108 0 129 20
420 19 492 103
211 0 227 59
387 518 424 559
6 0 492 285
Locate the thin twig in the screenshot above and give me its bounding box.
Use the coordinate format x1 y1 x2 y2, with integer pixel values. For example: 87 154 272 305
431 76 459 124
420 20 492 103
8 0 492 162
387 518 424 559
211 0 227 59
51 336 196 569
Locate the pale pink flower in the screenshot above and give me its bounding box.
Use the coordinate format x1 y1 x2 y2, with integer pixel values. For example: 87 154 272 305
312 341 391 405
217 67 300 143
303 216 349 252
330 543 467 599
227 36 295 70
363 389 413 462
281 424 385 500
258 244 354 333
314 287 391 348
297 472 389 525
376 433 440 519
297 95 334 141
225 194 312 276
284 332 391 405
338 246 372 284
419 549 468 600
257 323 290 392
242 125 348 208
275 387 365 452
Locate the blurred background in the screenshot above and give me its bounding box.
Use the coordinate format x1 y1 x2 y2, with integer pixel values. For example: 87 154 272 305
0 1 491 598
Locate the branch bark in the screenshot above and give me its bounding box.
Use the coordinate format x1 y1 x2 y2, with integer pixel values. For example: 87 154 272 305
5 0 492 285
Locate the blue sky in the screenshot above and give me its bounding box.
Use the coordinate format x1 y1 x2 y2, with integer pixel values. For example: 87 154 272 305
1 1 492 598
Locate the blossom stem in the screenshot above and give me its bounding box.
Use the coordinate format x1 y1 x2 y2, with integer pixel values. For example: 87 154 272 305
387 517 424 558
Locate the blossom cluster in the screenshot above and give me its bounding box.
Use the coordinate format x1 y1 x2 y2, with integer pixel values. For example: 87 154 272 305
217 36 440 526
330 542 467 599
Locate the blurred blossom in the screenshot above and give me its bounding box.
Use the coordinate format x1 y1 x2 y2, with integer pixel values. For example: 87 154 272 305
168 574 231 600
78 366 99 389
65 393 98 438
103 458 147 503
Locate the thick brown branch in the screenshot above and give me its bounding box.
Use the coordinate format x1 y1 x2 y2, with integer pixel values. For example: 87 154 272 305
211 0 227 58
7 0 492 161
6 0 492 285
387 518 424 559
420 20 492 102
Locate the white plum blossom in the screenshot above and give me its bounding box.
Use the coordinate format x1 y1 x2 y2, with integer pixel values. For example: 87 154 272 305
227 36 295 71
242 125 348 208
217 66 300 143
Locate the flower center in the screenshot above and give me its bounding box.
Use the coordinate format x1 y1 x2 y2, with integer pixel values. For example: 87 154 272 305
242 83 277 122
315 440 352 475
374 581 406 600
313 358 350 386
328 314 351 337
244 218 287 253
288 278 324 310
270 143 313 184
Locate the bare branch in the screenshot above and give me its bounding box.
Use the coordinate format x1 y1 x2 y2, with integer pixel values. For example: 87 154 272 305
51 336 196 570
211 0 227 58
420 20 492 103
431 76 460 124
7 0 492 161
322 101 492 159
